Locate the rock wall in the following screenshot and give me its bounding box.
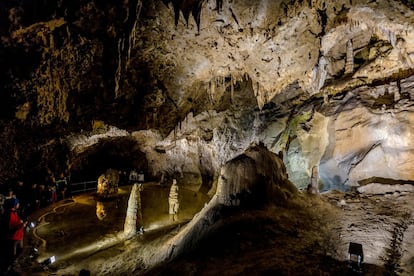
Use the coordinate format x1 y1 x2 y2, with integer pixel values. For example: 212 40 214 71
0 0 414 194
62 0 414 192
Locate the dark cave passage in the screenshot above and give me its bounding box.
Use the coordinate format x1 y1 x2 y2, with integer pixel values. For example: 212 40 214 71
70 137 148 182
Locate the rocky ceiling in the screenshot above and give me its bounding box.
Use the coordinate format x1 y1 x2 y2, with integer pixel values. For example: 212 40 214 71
0 0 414 191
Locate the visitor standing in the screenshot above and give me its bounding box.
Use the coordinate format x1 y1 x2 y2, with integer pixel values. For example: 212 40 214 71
138 171 144 190
56 173 68 200
3 198 27 261
129 169 138 185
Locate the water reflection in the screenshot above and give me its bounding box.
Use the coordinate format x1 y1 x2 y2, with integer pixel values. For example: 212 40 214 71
96 201 107 220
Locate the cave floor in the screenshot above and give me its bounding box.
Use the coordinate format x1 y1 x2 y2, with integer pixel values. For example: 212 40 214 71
147 190 414 276
14 188 414 276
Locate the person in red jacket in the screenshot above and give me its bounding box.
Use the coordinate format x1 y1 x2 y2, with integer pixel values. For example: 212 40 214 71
4 197 27 258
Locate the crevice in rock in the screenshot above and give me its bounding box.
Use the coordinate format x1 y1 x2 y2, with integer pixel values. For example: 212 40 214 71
358 177 414 186
383 213 411 275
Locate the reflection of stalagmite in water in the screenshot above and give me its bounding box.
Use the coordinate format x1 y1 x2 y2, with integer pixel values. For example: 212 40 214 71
96 201 107 220
123 184 142 237
168 179 179 221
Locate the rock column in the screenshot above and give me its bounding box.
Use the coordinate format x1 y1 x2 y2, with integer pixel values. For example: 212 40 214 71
123 184 142 236
307 165 320 194
168 179 179 221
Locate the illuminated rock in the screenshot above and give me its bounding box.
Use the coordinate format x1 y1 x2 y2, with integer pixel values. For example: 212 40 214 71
217 143 297 206
96 201 107 220
97 169 119 198
168 179 179 216
124 183 142 237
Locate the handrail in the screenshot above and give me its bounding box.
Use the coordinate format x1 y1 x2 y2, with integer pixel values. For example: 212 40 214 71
70 180 97 194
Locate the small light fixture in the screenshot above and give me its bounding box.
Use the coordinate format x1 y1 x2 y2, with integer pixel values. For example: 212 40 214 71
29 247 39 260
26 221 36 232
41 256 56 266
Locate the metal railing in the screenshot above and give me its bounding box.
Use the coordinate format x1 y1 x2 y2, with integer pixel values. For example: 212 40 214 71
69 180 97 195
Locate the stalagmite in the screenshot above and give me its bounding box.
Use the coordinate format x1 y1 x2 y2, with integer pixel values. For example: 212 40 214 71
123 183 141 237
307 165 320 194
168 179 180 221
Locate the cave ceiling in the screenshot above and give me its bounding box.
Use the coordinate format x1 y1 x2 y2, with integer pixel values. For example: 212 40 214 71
0 0 414 190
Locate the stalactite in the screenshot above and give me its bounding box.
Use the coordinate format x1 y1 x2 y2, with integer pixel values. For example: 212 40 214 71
114 38 124 99
389 30 396 48
127 1 142 68
162 0 205 32
216 0 223 13
124 1 130 23
66 25 71 41
218 75 225 101
252 81 265 110
252 111 261 143
209 78 215 103
345 39 354 74
312 56 327 92
253 81 258 97
36 29 72 125
318 57 328 91
230 75 234 103
374 26 396 48
208 75 228 103
114 1 143 97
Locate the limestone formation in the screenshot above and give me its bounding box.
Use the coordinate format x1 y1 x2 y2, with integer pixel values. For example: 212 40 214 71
307 165 320 195
124 183 142 236
168 179 180 220
217 143 297 206
96 201 107 220
1 0 414 275
0 0 414 195
97 169 119 198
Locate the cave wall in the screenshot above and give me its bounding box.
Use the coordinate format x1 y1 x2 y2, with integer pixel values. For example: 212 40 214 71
131 0 414 191
0 0 414 193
